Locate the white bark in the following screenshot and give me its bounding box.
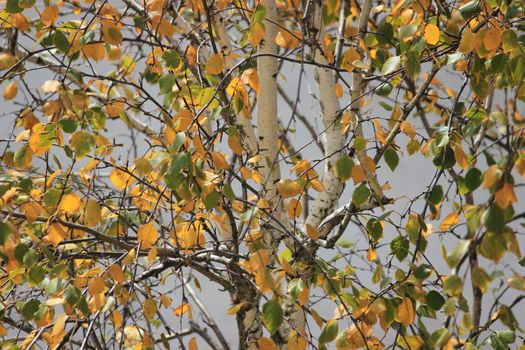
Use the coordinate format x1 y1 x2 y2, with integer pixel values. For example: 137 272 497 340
305 1 345 230
350 0 384 199
257 0 281 198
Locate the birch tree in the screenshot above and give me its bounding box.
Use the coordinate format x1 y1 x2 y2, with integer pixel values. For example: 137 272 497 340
0 0 525 349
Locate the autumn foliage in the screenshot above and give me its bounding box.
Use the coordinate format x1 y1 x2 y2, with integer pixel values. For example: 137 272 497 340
0 0 525 349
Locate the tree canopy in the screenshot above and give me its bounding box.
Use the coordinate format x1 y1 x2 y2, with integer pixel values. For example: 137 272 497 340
0 0 524 349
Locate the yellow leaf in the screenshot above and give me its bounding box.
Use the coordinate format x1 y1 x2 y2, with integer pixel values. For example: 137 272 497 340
241 68 260 95
274 30 301 49
227 301 248 315
458 28 474 54
59 193 81 214
258 337 278 350
173 222 205 252
134 158 152 176
400 121 416 138
249 249 270 272
341 48 360 72
248 21 265 47
109 168 134 191
277 179 302 198
52 313 68 337
46 223 68 245
3 81 18 100
81 199 102 227
439 211 459 231
396 297 415 327
423 24 440 45
205 53 225 75
188 337 198 350
495 182 516 209
137 223 158 249
288 330 307 350
142 298 157 321
21 202 42 224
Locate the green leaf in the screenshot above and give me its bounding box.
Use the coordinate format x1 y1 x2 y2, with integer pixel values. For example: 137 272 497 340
482 205 506 233
70 131 95 158
432 146 455 169
445 240 470 269
443 274 463 296
384 148 399 171
64 286 82 306
430 328 450 347
318 319 338 345
459 168 483 194
413 264 432 280
471 266 492 293
204 190 220 211
427 185 443 205
22 300 40 320
262 300 283 334
54 30 71 53
162 50 181 69
60 118 78 133
28 266 45 285
0 222 11 245
159 74 175 95
334 156 354 181
381 56 401 75
287 279 305 299
352 184 370 206
6 0 23 13
502 29 518 52
366 219 383 242
425 290 445 310
391 235 409 261
497 330 516 344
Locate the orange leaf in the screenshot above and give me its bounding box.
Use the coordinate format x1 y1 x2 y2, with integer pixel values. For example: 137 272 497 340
274 30 301 49
41 6 59 26
205 53 225 75
174 303 190 317
396 297 415 327
483 27 502 51
495 182 516 209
